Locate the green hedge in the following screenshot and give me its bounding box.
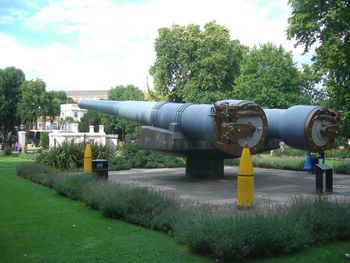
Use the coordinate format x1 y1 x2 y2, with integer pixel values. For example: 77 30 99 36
52 173 96 200
17 163 350 261
173 205 309 259
16 163 55 187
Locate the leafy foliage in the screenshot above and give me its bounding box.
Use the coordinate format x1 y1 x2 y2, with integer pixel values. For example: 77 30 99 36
174 205 309 259
288 196 350 242
42 90 67 126
17 79 47 130
78 110 102 132
150 21 246 103
3 146 13 156
17 79 66 131
117 126 185 169
39 132 49 149
36 142 114 170
234 43 309 108
287 0 350 136
52 173 96 200
16 163 55 187
0 67 25 141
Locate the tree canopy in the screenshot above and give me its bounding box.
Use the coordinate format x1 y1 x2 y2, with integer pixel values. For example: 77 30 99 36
17 79 66 130
108 84 144 101
44 91 67 122
234 43 310 108
150 21 246 103
0 67 25 141
17 79 47 130
78 110 101 133
287 0 350 135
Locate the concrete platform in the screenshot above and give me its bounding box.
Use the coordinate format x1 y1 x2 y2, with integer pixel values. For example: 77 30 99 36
109 166 350 206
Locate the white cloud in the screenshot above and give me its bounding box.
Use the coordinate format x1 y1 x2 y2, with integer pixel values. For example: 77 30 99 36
1 0 311 92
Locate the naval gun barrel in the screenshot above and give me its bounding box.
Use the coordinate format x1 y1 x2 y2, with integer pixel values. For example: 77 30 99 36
78 99 268 156
265 105 340 152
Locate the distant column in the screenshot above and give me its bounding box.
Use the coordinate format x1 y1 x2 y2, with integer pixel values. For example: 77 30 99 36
99 125 105 134
89 125 94 133
18 131 26 154
72 123 79 133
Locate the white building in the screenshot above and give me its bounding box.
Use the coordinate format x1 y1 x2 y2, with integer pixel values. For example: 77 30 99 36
65 90 108 103
60 103 87 122
49 124 118 150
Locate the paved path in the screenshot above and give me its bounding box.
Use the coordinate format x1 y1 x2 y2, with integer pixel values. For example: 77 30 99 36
109 167 350 206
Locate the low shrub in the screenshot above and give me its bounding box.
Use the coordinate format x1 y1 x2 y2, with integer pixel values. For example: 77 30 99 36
108 156 133 170
36 142 114 170
37 142 85 170
52 173 96 200
3 146 12 156
333 161 350 174
272 148 306 157
108 152 185 171
81 180 114 210
288 196 350 242
253 157 305 171
16 163 55 187
39 132 49 149
99 184 177 228
173 205 309 259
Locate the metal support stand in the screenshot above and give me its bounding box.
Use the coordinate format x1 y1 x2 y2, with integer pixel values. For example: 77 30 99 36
315 163 333 194
186 157 224 178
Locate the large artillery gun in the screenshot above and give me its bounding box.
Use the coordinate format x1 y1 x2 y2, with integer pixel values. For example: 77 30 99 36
78 99 340 178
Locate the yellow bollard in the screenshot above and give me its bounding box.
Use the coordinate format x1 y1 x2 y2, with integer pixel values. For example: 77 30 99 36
237 145 254 207
84 143 92 173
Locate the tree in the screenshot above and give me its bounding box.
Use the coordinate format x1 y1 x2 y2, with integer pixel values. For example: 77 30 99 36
150 21 247 103
42 90 67 129
234 43 309 108
299 64 327 104
0 67 25 143
287 0 350 136
78 110 102 133
17 79 46 130
107 84 144 101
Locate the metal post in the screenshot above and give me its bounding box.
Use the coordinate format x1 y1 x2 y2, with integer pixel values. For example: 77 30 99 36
325 168 333 193
315 165 323 194
315 163 333 194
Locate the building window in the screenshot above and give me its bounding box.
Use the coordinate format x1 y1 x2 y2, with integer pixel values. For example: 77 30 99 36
74 112 78 118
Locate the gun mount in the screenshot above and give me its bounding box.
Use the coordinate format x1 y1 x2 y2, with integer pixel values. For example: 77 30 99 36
78 99 340 178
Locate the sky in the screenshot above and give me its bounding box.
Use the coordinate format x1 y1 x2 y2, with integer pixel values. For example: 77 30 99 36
0 0 312 92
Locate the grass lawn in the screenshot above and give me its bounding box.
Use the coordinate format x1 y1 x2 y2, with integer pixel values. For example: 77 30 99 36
1 156 349 263
0 157 210 263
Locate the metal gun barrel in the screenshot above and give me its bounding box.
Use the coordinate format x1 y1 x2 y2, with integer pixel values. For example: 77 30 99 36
265 105 340 152
78 99 268 156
